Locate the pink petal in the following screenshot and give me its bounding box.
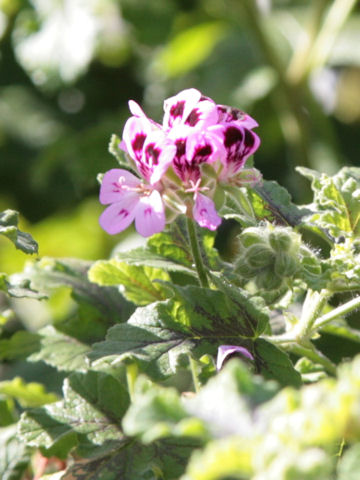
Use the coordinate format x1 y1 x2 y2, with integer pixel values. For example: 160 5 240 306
99 169 140 205
184 98 218 129
128 100 146 117
134 190 165 237
193 194 222 231
163 88 202 130
122 116 152 163
217 105 259 129
99 193 139 235
186 130 225 166
139 130 176 184
211 123 261 175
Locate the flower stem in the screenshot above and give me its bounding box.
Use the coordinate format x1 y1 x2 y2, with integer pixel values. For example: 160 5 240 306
312 295 360 331
294 289 330 340
186 216 209 288
126 363 138 401
289 342 337 375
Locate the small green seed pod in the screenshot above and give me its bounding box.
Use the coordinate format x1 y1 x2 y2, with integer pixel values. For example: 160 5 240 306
274 252 298 277
246 244 275 269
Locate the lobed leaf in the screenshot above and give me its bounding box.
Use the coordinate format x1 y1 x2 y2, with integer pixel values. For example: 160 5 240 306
0 209 38 255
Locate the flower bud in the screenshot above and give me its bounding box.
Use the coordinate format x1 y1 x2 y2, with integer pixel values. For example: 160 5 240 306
274 252 298 277
246 244 275 269
255 268 283 290
268 230 294 253
239 228 267 248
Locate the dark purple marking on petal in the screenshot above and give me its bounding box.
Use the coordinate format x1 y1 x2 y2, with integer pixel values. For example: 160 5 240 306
170 101 185 120
118 208 130 218
186 108 201 127
217 105 247 123
144 207 152 216
132 133 146 157
111 181 123 193
224 126 243 148
144 143 160 166
244 129 255 150
175 138 186 157
194 144 212 160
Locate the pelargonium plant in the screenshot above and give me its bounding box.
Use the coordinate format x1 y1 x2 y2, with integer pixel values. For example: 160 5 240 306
3 89 360 480
99 88 260 237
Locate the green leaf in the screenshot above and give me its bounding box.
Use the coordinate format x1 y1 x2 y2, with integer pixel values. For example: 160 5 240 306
89 284 263 379
155 22 226 77
297 166 360 239
0 331 40 361
210 276 269 338
62 440 194 480
112 247 196 277
19 371 129 456
122 376 207 444
88 260 172 305
252 180 310 226
88 301 194 379
0 425 31 480
29 326 90 372
183 360 278 438
0 209 38 255
17 258 134 341
0 377 57 408
254 338 302 387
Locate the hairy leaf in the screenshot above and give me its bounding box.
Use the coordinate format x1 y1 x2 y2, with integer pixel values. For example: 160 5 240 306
0 425 31 480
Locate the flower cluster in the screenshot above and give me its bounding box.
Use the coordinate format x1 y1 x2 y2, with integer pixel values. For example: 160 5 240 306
99 88 260 237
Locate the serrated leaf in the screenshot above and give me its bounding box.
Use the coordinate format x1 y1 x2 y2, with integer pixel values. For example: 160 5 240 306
89 286 260 379
88 260 172 305
254 338 302 387
0 331 40 361
29 326 90 372
0 425 31 480
19 371 129 455
88 302 194 379
251 180 310 226
17 258 134 341
0 377 57 408
297 166 360 239
0 209 38 254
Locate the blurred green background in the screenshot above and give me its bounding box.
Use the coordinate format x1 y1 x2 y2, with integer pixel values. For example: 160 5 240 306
1 0 360 272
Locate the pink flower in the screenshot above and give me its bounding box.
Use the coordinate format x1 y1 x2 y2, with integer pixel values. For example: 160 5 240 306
210 122 260 178
122 116 176 185
193 193 221 231
163 88 218 131
99 169 165 237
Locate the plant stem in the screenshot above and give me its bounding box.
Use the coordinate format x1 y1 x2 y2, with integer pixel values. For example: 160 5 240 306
312 295 360 331
289 342 337 375
294 289 330 340
186 216 209 288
